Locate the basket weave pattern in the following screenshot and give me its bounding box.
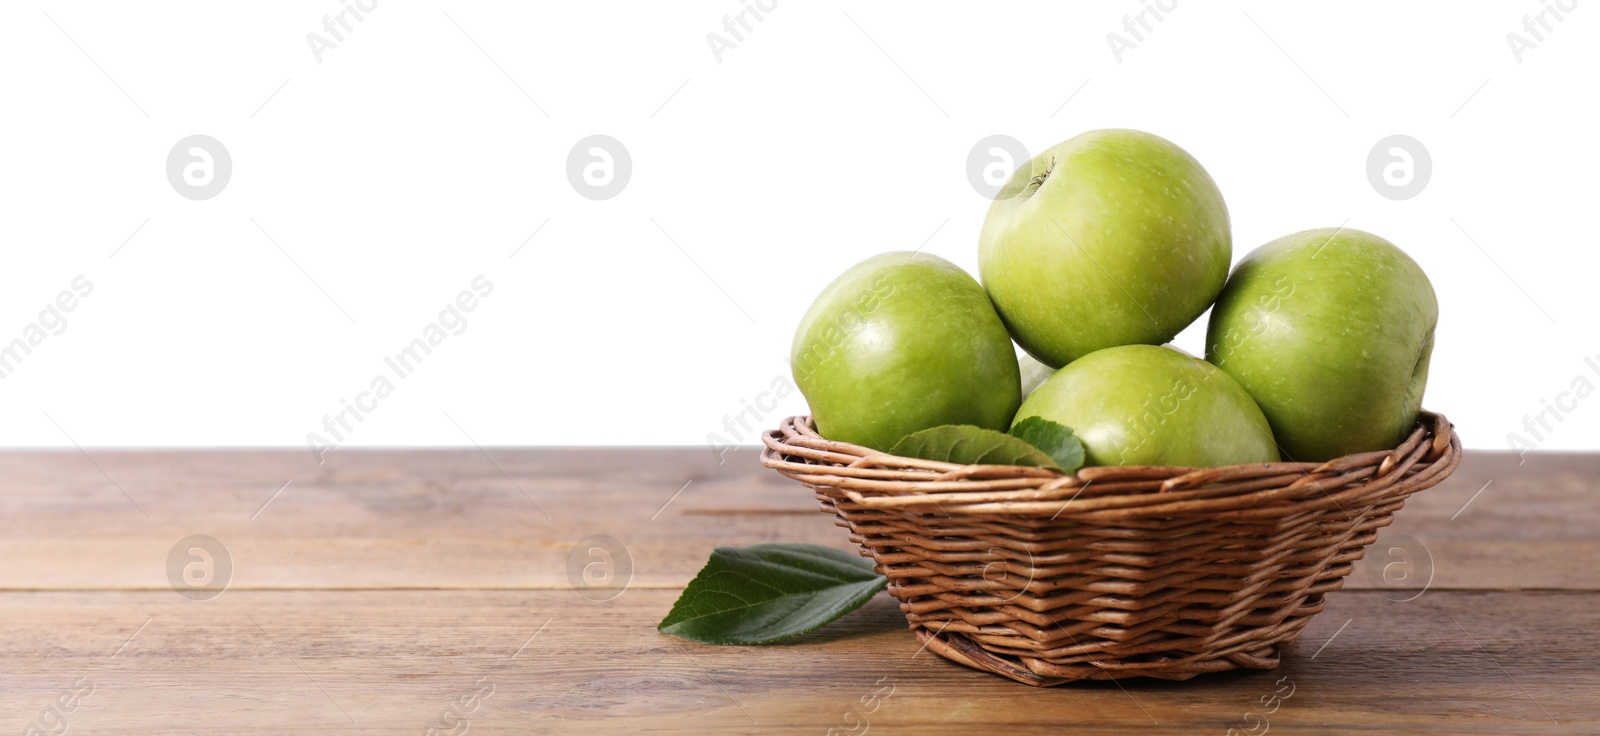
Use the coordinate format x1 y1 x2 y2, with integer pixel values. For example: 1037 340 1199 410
761 411 1461 685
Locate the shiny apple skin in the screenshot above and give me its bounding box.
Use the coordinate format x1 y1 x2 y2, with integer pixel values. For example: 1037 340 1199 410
1012 344 1279 468
791 252 1021 451
1205 228 1438 462
980 129 1232 368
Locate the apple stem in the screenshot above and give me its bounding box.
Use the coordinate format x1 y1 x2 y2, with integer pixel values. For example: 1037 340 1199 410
1029 157 1057 190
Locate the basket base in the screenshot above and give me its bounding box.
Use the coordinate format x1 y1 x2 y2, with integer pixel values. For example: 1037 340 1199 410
915 628 1288 686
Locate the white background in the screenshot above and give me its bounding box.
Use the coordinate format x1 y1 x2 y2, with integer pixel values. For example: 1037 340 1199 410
0 1 1595 455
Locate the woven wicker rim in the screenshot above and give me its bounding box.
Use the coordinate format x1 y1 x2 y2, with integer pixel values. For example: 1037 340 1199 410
761 411 1459 521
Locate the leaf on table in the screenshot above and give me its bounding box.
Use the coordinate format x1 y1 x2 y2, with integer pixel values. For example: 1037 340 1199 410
657 543 887 645
889 424 1062 470
1009 417 1087 473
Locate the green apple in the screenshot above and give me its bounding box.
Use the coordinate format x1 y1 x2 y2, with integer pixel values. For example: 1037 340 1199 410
1206 228 1437 462
1012 344 1278 468
791 252 1020 451
980 129 1232 367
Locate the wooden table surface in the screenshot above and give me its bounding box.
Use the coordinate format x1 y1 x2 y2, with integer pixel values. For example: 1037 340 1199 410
1 446 1595 734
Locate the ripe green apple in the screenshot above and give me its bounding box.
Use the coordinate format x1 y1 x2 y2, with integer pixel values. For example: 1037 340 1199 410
1012 344 1277 467
791 252 1020 451
979 129 1232 367
1205 228 1437 462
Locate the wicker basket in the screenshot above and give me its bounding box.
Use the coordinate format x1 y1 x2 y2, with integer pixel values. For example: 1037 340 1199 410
760 411 1460 685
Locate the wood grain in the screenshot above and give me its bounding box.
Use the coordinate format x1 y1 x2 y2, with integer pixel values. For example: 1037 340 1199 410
0 449 1595 591
1 448 1597 733
0 590 1594 734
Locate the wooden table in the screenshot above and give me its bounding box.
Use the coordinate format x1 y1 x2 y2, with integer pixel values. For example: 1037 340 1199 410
1 447 1595 734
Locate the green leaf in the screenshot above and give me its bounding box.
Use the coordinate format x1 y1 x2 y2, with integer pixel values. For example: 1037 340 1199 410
1009 417 1087 474
658 543 887 645
889 424 1062 470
